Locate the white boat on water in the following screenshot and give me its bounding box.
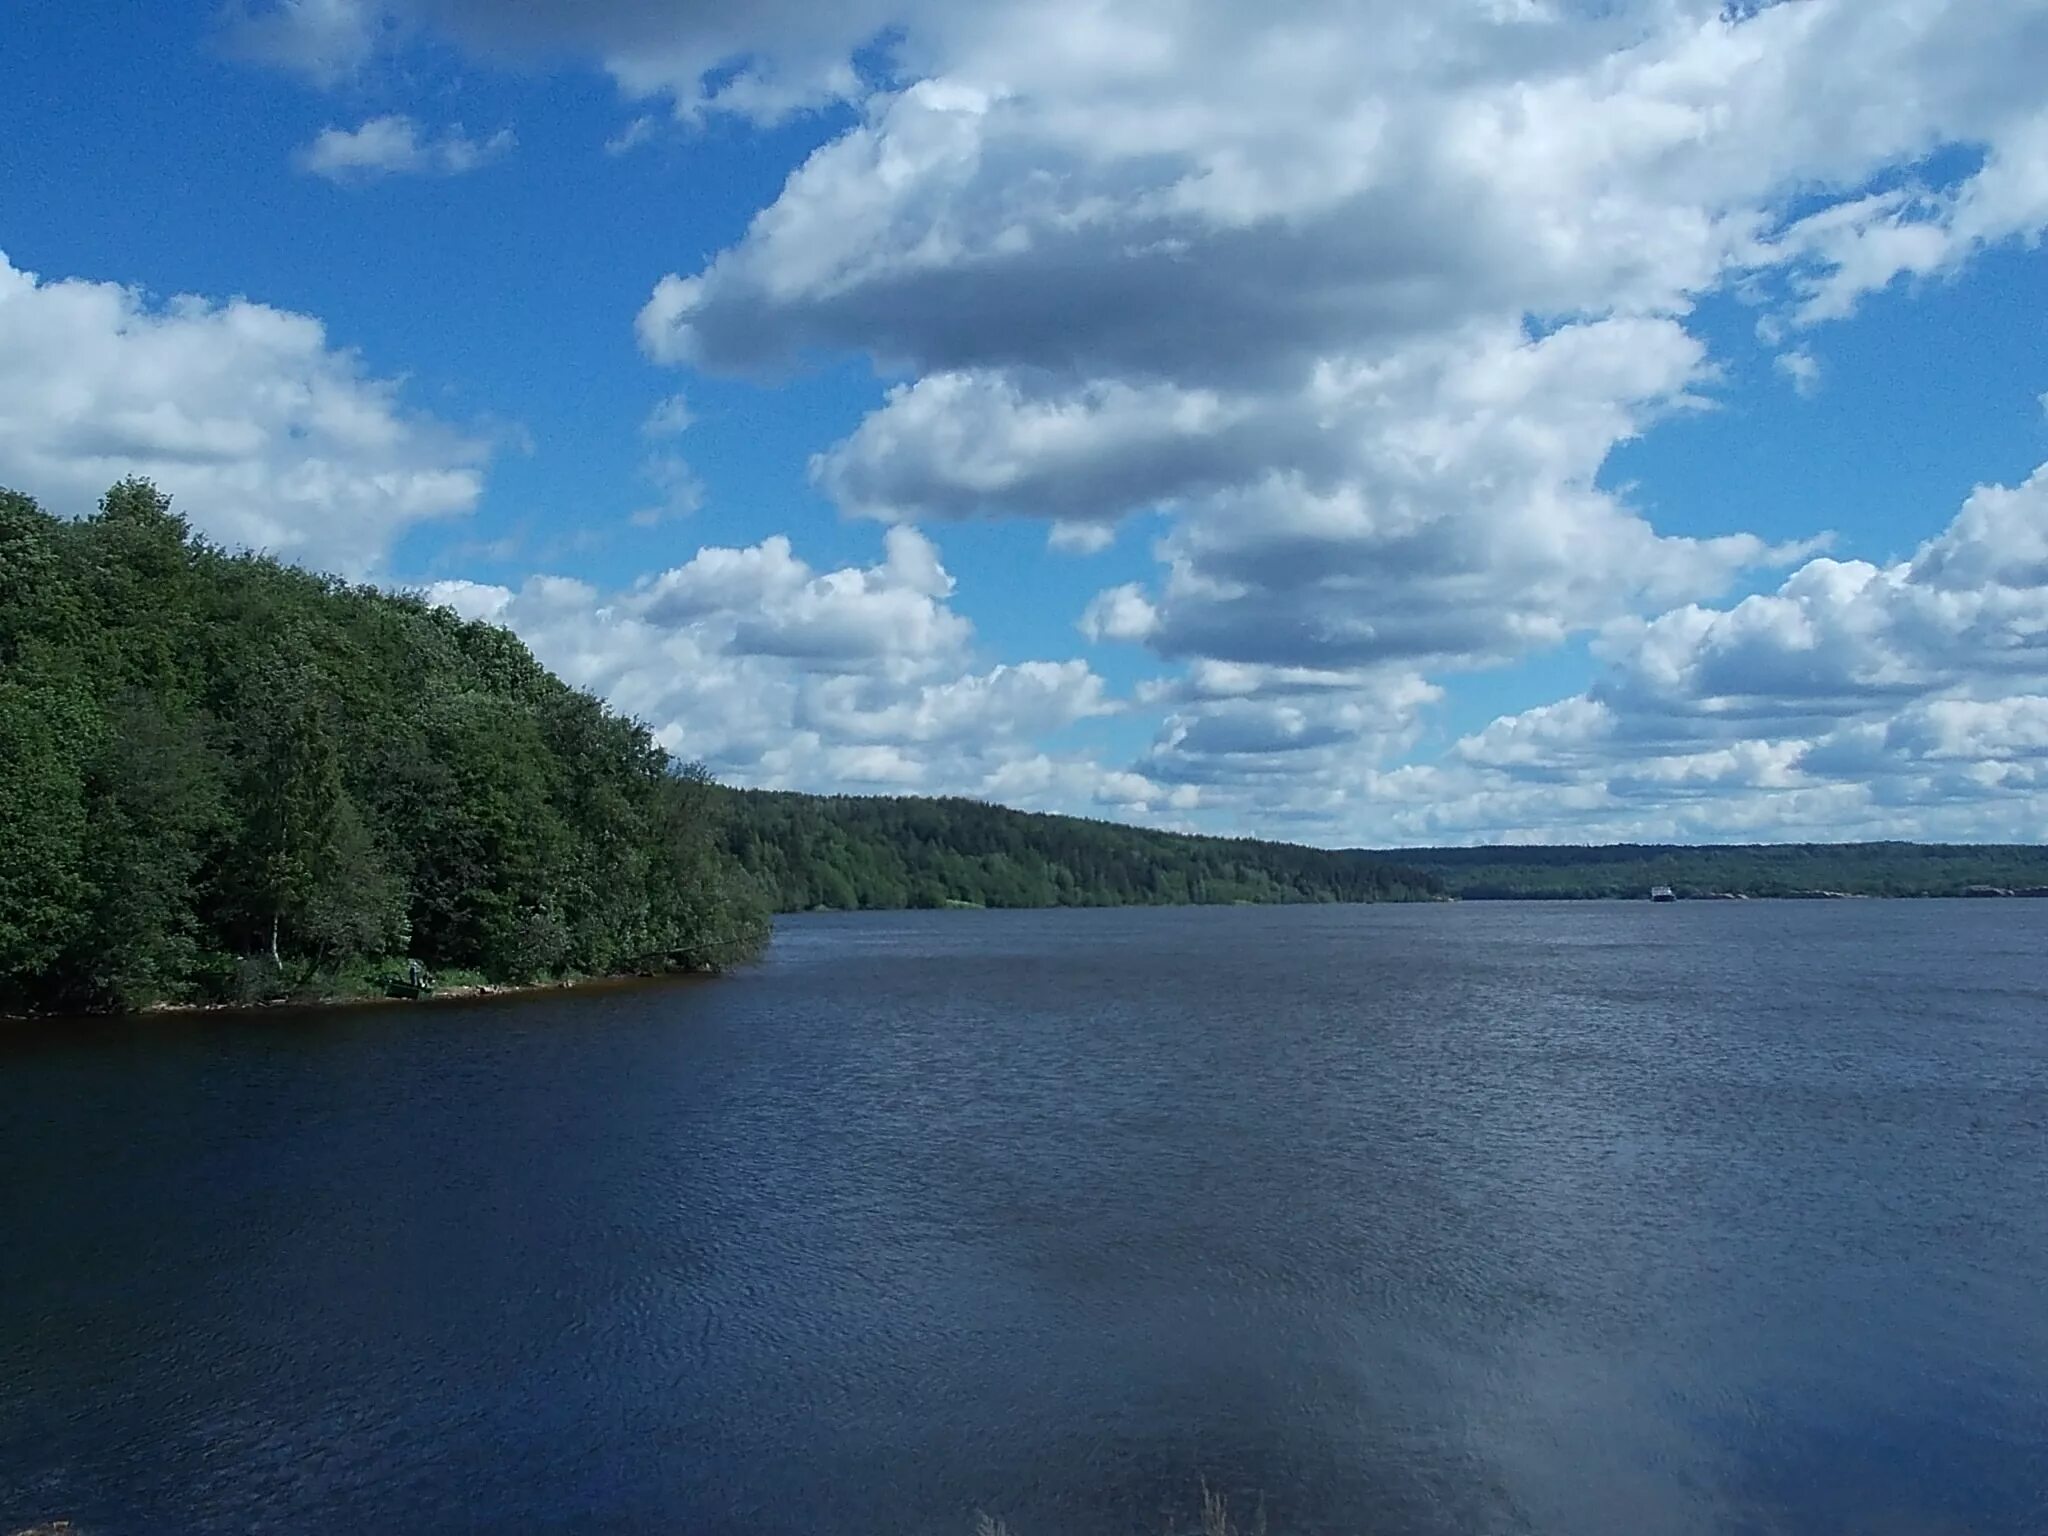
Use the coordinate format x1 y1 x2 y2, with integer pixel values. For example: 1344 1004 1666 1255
1649 885 1676 902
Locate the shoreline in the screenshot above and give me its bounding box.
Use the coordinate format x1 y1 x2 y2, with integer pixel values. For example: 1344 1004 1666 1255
9 889 2037 1025
2 967 725 1029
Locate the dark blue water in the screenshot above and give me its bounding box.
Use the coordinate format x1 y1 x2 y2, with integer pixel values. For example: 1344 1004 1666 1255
4 902 2046 1535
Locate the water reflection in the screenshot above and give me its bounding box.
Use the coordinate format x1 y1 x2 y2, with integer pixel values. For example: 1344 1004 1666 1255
4 902 2046 1535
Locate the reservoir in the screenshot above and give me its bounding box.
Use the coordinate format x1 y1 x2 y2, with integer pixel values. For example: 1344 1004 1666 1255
4 901 2045 1534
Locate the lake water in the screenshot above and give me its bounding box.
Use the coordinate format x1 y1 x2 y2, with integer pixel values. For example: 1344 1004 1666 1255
4 901 2046 1535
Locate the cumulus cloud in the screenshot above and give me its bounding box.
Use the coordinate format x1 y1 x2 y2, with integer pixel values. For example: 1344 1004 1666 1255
605 115 658 155
231 0 2048 839
1765 109 2048 326
634 4 2047 369
1423 464 2048 842
628 453 703 527
227 0 894 118
1776 349 1822 396
815 372 1273 524
1055 459 2048 844
1104 320 1809 676
1142 676 1441 785
1079 584 1158 645
641 393 694 438
0 250 484 575
1048 520 1115 556
425 527 1156 811
223 0 383 81
619 0 2048 729
624 394 702 526
637 0 2047 837
296 115 514 180
613 525 967 681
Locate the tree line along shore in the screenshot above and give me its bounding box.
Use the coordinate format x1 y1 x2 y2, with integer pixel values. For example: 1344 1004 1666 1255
0 481 1435 1016
4 482 2039 1016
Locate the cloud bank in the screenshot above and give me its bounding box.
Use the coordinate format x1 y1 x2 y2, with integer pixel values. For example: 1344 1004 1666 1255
0 251 484 576
424 528 1182 818
206 1 2048 838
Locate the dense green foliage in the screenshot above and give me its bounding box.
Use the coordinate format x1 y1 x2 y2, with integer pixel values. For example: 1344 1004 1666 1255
0 481 768 1014
1392 842 2048 899
11 480 2040 1016
722 791 1446 910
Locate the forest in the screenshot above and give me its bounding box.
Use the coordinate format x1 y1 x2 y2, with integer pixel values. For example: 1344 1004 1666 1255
717 800 2048 909
0 481 769 1015
721 791 1446 910
0 480 1441 1014
6 481 2042 1016
1391 842 2048 899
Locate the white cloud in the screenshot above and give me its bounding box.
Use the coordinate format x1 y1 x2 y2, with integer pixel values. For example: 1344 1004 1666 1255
627 451 703 527
1142 675 1441 785
1766 108 2048 326
1415 463 2048 842
797 660 1113 747
425 526 1135 809
418 576 511 622
605 115 657 155
1050 458 2048 844
624 395 703 526
223 0 383 81
586 524 967 683
1048 520 1115 556
815 371 1264 524
1079 584 1158 645
0 250 484 576
296 115 514 180
633 4 2048 369
615 0 2048 710
231 0 2048 840
638 0 2044 838
641 393 694 438
229 0 903 119
1776 348 1822 397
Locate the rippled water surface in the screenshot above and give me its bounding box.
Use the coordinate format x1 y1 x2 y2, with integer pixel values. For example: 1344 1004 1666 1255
5 901 2047 1535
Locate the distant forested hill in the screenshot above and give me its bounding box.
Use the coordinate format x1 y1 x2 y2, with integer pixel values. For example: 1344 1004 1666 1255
1387 843 2048 899
720 791 1446 910
718 793 2048 910
0 481 767 1014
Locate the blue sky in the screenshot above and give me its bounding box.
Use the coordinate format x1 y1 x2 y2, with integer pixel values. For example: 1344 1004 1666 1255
3 0 2046 844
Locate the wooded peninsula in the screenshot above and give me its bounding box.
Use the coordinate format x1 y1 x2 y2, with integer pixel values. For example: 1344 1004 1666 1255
0 482 769 1015
4 481 2041 1015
